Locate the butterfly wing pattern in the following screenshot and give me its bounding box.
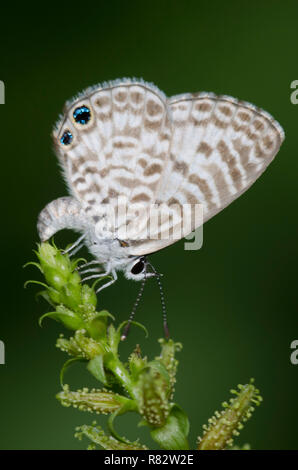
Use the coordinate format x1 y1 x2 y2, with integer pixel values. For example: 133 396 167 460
164 92 284 222
54 81 171 215
37 78 284 284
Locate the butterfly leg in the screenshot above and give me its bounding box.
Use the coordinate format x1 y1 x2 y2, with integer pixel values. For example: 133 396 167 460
81 262 112 282
77 260 102 274
79 267 103 275
80 266 117 293
96 270 117 294
63 234 86 256
81 271 109 282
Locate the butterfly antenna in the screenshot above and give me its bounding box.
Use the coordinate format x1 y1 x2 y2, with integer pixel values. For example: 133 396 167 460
156 271 170 340
148 262 170 340
121 274 147 341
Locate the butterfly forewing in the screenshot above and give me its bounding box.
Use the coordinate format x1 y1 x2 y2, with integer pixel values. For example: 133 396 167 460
53 80 172 222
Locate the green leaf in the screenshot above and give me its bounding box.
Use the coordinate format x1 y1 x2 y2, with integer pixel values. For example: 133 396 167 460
70 257 87 271
87 355 108 385
23 261 43 272
35 289 55 307
24 279 49 289
97 310 115 321
150 404 190 450
107 324 120 354
60 357 86 386
107 406 135 444
25 279 62 305
38 310 85 331
86 310 114 340
117 321 149 339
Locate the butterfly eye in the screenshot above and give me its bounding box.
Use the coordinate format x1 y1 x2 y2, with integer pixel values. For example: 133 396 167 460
60 130 73 145
131 259 145 275
73 105 91 125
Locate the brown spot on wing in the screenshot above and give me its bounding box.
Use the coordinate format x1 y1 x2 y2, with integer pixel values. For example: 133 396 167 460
262 135 274 150
217 140 242 190
147 99 163 116
96 96 110 107
218 105 233 116
205 162 232 203
253 119 265 132
144 163 163 176
212 116 229 129
197 142 213 157
144 119 162 131
131 91 143 104
232 138 250 167
194 101 212 112
174 161 188 175
113 140 135 149
238 111 251 122
115 91 127 102
188 174 216 210
131 193 151 202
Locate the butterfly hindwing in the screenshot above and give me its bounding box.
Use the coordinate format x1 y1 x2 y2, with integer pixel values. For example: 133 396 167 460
126 91 284 256
160 92 284 222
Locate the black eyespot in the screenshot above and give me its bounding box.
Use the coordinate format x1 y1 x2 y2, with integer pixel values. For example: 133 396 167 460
60 130 73 145
73 105 91 125
131 259 145 275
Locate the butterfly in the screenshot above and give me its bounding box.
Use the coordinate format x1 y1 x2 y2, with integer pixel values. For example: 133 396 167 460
37 78 284 293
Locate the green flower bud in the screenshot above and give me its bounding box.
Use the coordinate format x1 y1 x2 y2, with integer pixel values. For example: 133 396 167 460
197 379 262 450
37 243 72 287
71 270 81 286
75 423 148 450
80 284 97 308
74 330 105 359
36 243 85 311
57 385 124 414
157 339 181 399
129 346 147 380
56 334 82 356
229 443 251 450
37 243 60 268
47 287 63 305
136 366 170 427
60 282 83 312
42 266 68 291
54 249 72 273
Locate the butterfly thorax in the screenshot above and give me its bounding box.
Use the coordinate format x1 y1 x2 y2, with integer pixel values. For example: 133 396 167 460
84 226 129 266
83 224 151 281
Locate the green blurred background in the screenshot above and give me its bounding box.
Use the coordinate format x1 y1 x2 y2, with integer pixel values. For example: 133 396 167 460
0 0 297 450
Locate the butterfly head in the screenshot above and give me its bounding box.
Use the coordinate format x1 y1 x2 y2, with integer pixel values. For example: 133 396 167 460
124 256 156 281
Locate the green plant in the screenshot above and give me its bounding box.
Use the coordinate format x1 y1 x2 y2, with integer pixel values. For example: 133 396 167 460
25 242 262 450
